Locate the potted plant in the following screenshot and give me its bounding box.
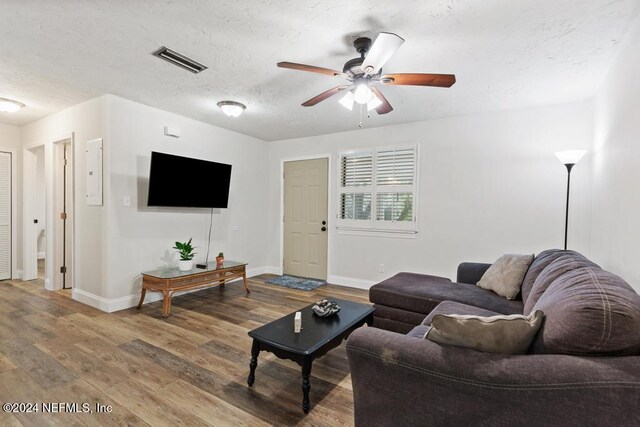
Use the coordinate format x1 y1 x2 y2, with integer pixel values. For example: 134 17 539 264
173 238 196 271
216 252 224 268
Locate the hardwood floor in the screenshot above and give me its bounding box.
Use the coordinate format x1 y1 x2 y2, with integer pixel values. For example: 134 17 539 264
0 274 370 426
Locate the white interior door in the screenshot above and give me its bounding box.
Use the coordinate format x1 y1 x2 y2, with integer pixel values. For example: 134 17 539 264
283 158 328 280
0 152 11 280
23 149 38 281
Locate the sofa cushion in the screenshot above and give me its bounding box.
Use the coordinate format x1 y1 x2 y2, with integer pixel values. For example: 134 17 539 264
406 324 430 339
531 267 640 356
426 310 544 354
369 272 523 315
422 301 502 326
524 253 599 315
372 304 428 326
477 254 534 300
520 249 579 304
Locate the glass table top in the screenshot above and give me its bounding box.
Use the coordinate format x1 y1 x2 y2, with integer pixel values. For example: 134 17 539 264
141 260 247 279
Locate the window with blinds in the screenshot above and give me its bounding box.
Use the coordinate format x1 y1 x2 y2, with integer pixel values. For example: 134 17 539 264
338 145 418 233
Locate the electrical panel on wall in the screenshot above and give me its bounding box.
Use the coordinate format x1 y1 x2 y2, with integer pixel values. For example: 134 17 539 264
86 138 103 206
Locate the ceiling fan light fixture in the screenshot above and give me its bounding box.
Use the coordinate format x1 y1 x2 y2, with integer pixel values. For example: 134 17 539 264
217 101 246 117
367 94 382 111
0 97 25 113
353 83 372 104
339 91 355 111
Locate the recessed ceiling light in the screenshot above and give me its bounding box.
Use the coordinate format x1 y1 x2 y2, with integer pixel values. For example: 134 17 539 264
0 98 25 113
217 101 246 118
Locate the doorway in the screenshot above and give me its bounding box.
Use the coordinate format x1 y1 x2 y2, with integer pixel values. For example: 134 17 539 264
0 152 11 280
35 147 46 280
283 158 329 280
23 138 73 290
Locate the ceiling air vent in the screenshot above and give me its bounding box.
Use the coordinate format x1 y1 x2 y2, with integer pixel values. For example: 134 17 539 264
152 46 207 74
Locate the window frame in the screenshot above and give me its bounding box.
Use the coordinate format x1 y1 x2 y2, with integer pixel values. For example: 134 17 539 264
337 143 419 235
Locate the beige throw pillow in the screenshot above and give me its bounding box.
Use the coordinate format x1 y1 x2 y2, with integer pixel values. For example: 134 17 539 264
426 310 544 354
477 254 534 299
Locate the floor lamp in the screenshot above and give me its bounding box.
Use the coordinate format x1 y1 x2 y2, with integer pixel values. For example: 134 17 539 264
554 150 587 250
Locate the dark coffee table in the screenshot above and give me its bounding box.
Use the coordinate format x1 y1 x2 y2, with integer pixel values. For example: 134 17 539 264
247 298 374 413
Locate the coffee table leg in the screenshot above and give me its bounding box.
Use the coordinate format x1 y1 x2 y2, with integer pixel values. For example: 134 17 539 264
248 339 260 386
301 356 312 413
137 288 147 309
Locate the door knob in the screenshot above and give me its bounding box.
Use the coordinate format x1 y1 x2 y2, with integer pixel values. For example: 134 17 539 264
321 226 327 232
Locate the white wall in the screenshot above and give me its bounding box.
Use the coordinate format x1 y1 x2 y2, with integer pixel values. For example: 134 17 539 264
591 15 640 292
21 96 108 294
104 95 269 304
267 101 593 286
35 146 46 258
0 123 21 278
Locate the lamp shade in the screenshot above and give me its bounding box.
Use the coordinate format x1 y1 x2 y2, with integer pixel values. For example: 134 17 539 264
367 94 382 111
339 91 355 110
217 101 245 117
555 150 587 165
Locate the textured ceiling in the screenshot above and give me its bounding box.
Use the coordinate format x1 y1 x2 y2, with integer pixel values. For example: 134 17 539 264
0 0 638 141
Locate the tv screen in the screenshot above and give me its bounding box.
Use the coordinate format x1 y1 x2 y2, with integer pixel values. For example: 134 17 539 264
147 152 232 208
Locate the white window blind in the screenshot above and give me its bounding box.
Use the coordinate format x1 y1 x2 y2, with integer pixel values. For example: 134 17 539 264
0 152 10 280
338 144 418 233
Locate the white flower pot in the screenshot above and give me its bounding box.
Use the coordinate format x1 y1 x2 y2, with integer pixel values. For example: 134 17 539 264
178 260 193 271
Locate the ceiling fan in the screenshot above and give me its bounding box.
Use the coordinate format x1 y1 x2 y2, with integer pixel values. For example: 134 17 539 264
277 32 456 115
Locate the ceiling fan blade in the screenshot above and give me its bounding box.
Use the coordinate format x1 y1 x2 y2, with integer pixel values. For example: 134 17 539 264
277 61 340 76
371 87 393 115
380 73 456 87
361 32 405 76
302 85 350 107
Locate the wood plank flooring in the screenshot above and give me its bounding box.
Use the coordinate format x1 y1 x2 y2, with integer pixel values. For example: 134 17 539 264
0 275 370 426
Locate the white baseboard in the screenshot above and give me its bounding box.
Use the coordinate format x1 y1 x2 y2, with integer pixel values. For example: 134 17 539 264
72 266 275 313
261 266 282 275
44 279 53 291
246 266 274 277
37 252 45 259
13 270 23 280
72 288 113 312
328 274 376 290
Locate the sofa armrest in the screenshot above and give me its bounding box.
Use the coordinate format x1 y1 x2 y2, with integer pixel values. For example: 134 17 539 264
456 262 491 284
347 327 640 426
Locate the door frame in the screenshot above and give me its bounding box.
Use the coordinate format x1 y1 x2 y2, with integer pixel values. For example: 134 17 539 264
53 138 74 290
279 154 332 279
22 133 75 290
22 147 40 282
0 148 17 279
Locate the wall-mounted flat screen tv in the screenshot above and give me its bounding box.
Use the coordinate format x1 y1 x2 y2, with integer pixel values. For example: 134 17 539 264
147 151 232 208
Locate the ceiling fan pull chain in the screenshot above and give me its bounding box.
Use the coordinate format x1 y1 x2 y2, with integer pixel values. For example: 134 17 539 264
358 103 364 128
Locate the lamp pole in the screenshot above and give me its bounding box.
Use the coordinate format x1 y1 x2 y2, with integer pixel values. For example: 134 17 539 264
562 163 575 250
555 150 586 251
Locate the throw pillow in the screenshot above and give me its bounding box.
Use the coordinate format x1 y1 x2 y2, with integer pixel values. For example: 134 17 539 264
425 310 544 354
477 253 534 299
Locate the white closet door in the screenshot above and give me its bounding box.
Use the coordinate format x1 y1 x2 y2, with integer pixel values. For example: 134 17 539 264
0 152 11 280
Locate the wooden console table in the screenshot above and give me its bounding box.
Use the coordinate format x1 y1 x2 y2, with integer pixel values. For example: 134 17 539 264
137 261 248 317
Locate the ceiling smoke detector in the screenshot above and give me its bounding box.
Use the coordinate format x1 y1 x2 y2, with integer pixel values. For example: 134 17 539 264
152 46 208 74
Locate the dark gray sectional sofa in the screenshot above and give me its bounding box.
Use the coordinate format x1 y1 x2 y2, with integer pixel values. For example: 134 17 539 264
346 250 640 426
